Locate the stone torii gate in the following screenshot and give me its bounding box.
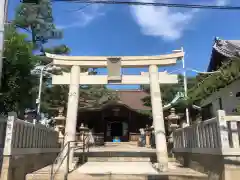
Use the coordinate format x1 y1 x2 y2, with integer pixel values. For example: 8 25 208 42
45 50 184 171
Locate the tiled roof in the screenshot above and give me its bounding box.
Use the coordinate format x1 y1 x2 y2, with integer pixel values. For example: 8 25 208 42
116 90 151 111
207 38 240 72
214 39 240 57
79 90 151 111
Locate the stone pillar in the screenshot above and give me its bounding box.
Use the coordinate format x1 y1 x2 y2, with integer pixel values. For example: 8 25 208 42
145 130 151 148
63 65 80 170
149 65 168 172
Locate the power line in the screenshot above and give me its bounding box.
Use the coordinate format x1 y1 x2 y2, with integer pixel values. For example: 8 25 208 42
53 0 240 10
65 3 92 12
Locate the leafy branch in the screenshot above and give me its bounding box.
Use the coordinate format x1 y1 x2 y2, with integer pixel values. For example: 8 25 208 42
188 58 240 104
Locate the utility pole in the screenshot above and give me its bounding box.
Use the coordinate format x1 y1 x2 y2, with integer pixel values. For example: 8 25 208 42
181 47 190 125
0 0 9 90
173 48 190 125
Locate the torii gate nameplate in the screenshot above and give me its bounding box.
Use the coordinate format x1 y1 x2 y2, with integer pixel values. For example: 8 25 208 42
107 57 121 83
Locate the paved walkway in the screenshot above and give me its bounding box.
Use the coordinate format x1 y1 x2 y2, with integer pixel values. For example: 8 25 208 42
75 142 155 153
76 162 159 175
74 143 206 177
27 142 208 180
72 161 207 180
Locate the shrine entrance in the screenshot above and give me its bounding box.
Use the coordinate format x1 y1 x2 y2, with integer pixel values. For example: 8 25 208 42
46 50 184 171
77 101 152 143
111 122 123 137
105 116 129 142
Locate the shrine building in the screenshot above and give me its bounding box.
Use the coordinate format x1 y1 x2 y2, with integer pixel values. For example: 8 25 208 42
77 90 152 142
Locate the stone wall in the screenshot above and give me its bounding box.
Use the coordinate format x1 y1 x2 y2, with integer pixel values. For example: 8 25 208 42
175 152 240 180
1 152 58 180
201 79 240 116
0 116 6 174
173 110 240 180
0 112 60 180
175 152 224 179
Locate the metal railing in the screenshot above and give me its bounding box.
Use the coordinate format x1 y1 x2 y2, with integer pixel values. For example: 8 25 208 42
50 135 90 180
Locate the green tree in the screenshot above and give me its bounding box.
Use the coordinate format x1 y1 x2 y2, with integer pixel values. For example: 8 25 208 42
41 83 119 117
0 26 37 114
4 1 121 118
14 0 61 45
141 75 196 106
141 75 197 115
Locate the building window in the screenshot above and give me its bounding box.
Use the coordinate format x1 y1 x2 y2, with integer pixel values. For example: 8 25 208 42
218 98 223 110
201 103 213 120
236 92 240 98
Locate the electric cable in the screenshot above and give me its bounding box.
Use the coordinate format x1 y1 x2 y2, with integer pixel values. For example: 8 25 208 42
53 0 240 11
65 3 92 12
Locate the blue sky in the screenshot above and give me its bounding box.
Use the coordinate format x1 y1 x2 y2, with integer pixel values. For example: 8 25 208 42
7 0 240 89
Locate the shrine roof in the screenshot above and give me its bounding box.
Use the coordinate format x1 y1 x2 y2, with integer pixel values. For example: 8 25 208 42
207 38 240 72
116 90 151 111
79 90 151 112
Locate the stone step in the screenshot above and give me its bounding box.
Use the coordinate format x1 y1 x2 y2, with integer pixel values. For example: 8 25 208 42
26 162 208 180
68 173 208 180
27 173 207 180
26 173 63 180
104 141 138 146
26 172 207 180
70 162 208 180
87 157 151 162
26 165 65 180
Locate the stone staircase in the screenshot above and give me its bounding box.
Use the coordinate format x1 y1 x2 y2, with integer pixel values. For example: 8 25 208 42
26 142 208 180
26 161 208 180
87 156 151 162
26 165 63 180
68 161 208 180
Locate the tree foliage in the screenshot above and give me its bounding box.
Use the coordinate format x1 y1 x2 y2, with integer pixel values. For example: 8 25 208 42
141 75 197 108
188 59 240 104
0 1 68 116
41 83 119 117
140 74 198 119
14 0 61 45
0 26 37 114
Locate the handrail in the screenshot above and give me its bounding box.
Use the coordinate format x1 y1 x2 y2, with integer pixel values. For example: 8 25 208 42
50 135 90 180
50 141 72 180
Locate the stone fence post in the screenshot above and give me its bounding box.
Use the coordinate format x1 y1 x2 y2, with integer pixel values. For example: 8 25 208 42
3 112 16 156
1 112 17 180
216 110 230 149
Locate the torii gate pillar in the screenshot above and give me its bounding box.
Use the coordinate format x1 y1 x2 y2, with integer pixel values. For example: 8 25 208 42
65 65 80 168
149 65 168 171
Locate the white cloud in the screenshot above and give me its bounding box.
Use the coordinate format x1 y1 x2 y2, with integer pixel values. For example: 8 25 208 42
57 4 105 29
130 0 230 41
216 0 230 6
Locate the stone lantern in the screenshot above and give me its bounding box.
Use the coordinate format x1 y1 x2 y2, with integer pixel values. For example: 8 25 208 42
54 107 66 145
78 123 89 145
165 108 180 132
78 123 90 163
165 108 181 157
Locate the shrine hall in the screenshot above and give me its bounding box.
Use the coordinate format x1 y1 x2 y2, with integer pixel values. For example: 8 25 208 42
76 90 152 142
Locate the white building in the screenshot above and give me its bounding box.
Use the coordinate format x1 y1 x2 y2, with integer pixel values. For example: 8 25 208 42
201 79 240 117
200 38 240 119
